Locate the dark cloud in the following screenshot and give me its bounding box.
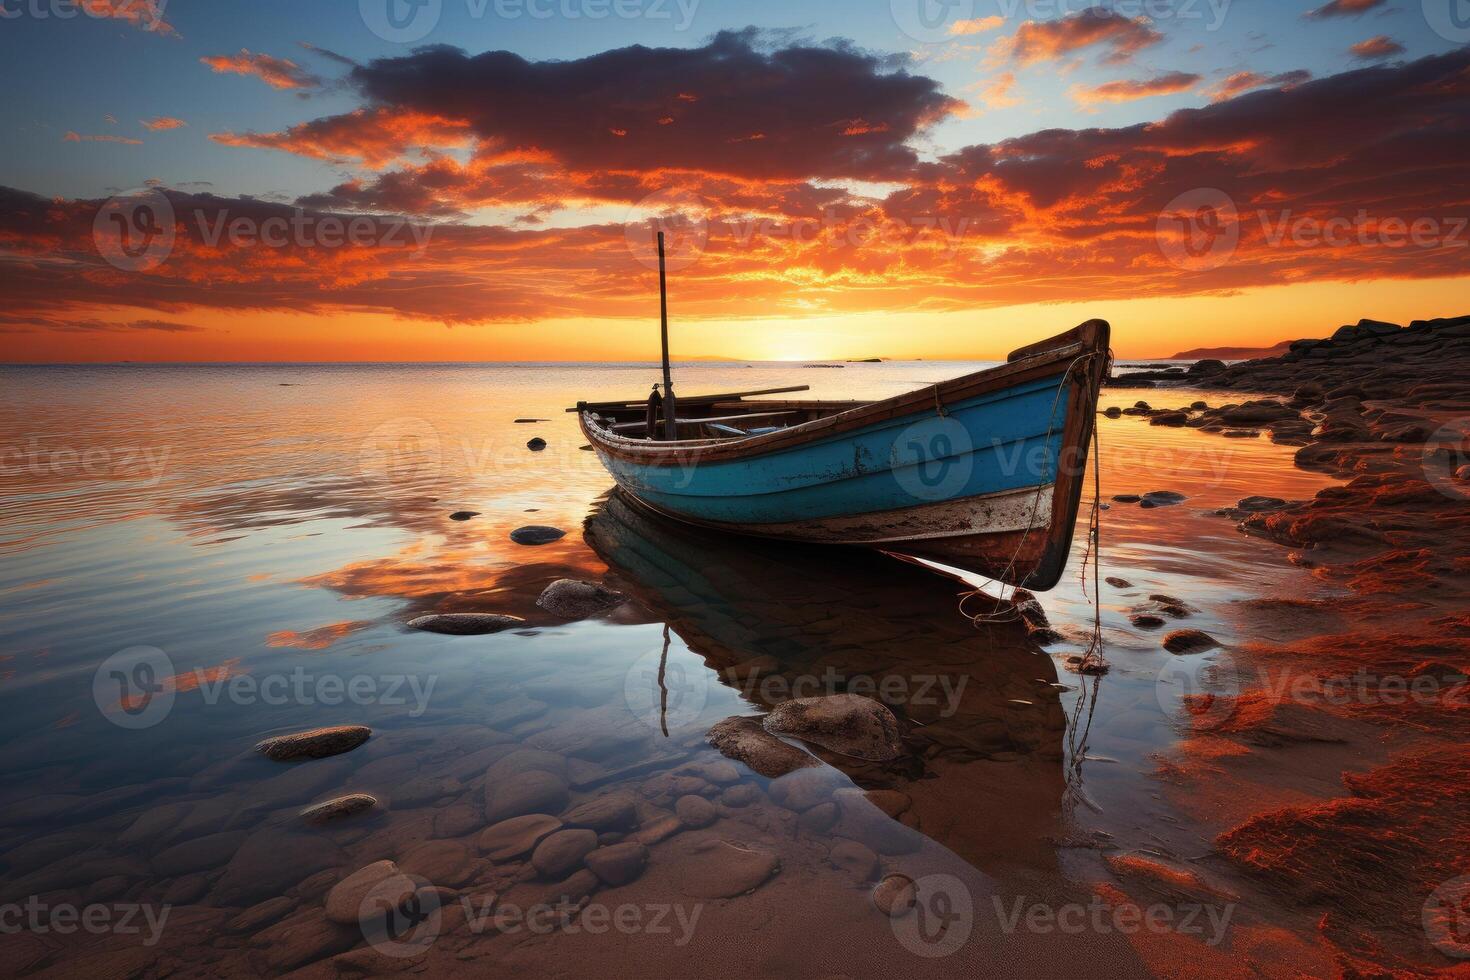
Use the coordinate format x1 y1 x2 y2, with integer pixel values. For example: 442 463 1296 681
345 31 960 182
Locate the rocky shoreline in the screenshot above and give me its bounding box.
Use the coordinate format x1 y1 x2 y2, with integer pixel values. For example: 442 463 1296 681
1108 314 1470 974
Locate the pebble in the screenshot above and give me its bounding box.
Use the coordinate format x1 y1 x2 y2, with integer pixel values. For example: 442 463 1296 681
674 839 780 899
584 842 649 886
408 613 524 635
531 829 598 878
762 694 903 761
484 769 570 824
510 525 567 545
563 793 639 832
255 725 371 761
674 794 717 829
324 860 404 925
478 813 563 861
449 511 480 521
527 438 547 451
1163 629 1222 654
872 874 917 917
299 794 377 824
535 579 628 619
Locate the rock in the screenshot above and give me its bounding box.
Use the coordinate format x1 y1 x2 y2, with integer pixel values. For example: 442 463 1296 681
485 770 569 824
690 760 741 784
762 694 903 761
255 909 358 973
829 840 879 882
633 814 684 846
798 802 840 834
706 715 819 778
833 789 923 855
478 814 562 861
1236 496 1288 513
256 725 371 761
563 793 639 832
212 830 346 907
408 613 524 635
227 896 294 933
674 839 780 899
325 860 404 925
531 829 598 878
769 767 844 812
1150 411 1189 427
510 525 567 546
863 790 912 818
1111 494 1141 503
535 579 627 619
1105 576 1132 588
514 418 548 423
1163 629 1221 654
1101 407 1122 418
1131 614 1166 629
872 874 917 917
1189 359 1226 375
158 873 208 904
1140 490 1187 507
527 438 547 451
449 510 479 521
399 839 476 888
390 774 459 808
152 831 246 876
674 795 717 829
720 784 759 808
433 804 481 839
300 794 377 824
584 842 649 886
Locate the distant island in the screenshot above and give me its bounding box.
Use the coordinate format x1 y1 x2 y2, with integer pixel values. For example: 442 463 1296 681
1167 339 1295 360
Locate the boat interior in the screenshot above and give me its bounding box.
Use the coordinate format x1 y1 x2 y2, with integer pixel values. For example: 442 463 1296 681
570 385 870 442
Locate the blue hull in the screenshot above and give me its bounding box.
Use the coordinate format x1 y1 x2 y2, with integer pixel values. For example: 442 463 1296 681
594 373 1071 527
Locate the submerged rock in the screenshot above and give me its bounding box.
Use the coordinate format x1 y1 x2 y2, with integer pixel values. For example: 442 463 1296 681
300 794 377 824
1140 490 1187 507
674 839 779 899
448 510 479 521
563 793 639 832
485 770 569 824
478 814 562 861
527 438 547 451
762 693 903 761
325 860 406 925
256 725 371 761
675 794 717 829
408 613 524 635
1163 629 1221 654
510 525 567 546
531 829 598 878
872 873 917 917
706 716 819 778
535 579 627 619
585 842 648 886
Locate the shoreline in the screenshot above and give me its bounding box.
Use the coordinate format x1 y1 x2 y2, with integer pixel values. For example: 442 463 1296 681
1104 314 1470 973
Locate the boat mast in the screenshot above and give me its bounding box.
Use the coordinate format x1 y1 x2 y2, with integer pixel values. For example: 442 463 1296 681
657 230 677 440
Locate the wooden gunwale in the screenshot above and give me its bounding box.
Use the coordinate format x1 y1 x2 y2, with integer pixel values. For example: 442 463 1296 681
581 339 1090 468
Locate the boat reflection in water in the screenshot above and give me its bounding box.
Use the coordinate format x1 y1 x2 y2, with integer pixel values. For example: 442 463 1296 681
586 489 1075 875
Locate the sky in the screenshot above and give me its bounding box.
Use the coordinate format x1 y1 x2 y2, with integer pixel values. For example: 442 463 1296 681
1 0 1467 361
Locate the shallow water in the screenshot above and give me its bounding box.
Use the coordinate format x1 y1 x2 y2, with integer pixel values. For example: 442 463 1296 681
0 362 1339 975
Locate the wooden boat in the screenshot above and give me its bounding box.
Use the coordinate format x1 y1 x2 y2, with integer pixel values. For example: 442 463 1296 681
573 234 1112 591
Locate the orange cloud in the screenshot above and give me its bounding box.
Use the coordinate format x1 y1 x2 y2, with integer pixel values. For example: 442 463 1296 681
1072 72 1201 105
1004 9 1163 66
200 49 321 90
141 116 187 131
81 0 177 37
1208 70 1312 102
63 131 142 144
949 16 1004 36
1306 0 1389 18
1350 36 1405 60
210 108 472 167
